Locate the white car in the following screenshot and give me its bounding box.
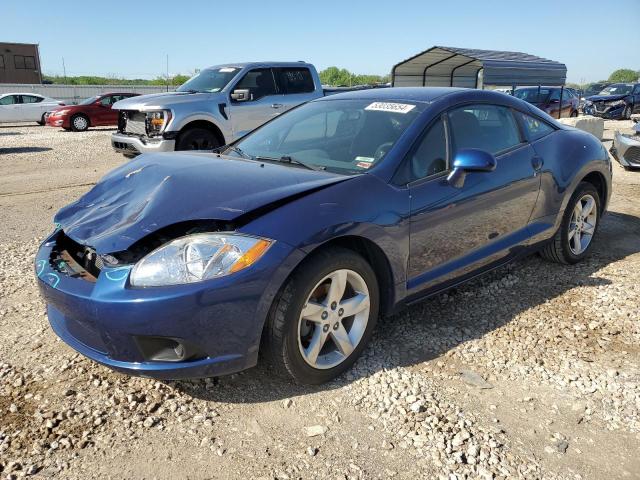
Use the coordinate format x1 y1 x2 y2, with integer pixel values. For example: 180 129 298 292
0 93 64 125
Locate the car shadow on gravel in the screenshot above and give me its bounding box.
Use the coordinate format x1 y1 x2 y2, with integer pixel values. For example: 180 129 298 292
172 210 640 403
0 147 52 154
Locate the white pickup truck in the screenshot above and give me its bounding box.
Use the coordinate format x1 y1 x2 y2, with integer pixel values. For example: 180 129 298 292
111 62 326 157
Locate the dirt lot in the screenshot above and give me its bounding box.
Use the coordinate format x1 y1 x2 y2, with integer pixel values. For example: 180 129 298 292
1 120 639 480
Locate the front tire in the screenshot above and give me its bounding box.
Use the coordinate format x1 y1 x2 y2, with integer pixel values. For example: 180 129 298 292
622 105 632 120
541 182 601 264
262 247 379 384
175 128 220 151
37 113 47 126
70 114 89 132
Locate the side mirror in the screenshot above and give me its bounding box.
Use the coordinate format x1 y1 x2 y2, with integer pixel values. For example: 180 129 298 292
231 89 251 102
447 149 497 188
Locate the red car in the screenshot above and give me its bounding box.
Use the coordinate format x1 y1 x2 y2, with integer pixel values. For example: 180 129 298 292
46 93 139 131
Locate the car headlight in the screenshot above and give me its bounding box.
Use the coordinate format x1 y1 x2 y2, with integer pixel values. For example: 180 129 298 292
130 233 273 287
145 110 172 137
54 109 70 116
606 100 626 108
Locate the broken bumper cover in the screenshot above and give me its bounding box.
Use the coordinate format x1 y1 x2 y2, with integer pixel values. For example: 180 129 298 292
584 104 626 119
610 131 640 168
35 230 303 379
111 132 175 156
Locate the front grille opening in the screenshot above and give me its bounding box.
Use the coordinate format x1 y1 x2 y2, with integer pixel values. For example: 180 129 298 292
51 233 102 282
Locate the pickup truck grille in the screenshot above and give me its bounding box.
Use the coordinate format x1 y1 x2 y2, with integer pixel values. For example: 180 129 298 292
119 110 147 136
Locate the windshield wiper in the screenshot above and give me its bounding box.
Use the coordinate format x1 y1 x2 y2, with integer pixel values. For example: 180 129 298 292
225 146 254 159
255 155 325 171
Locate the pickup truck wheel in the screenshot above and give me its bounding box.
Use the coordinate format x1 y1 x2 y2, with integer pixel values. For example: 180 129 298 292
262 247 379 384
175 128 220 151
70 114 89 132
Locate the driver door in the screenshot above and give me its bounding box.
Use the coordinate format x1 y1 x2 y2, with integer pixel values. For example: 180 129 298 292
228 68 280 138
0 95 21 122
406 104 540 297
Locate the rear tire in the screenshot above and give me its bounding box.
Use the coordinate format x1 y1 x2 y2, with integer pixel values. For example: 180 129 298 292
175 128 220 151
70 114 89 132
570 110 578 118
262 247 379 384
541 182 601 264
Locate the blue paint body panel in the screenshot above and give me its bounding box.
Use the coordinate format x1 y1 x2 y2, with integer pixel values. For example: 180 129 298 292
37 87 612 379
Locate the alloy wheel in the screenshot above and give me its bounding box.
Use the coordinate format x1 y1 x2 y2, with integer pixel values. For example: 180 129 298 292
297 269 370 369
568 194 597 255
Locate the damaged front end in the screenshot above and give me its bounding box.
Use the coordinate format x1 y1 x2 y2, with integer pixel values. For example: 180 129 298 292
610 127 640 169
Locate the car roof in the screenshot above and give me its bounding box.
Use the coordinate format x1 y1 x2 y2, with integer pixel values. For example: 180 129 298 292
316 87 466 103
203 61 314 70
1 92 44 97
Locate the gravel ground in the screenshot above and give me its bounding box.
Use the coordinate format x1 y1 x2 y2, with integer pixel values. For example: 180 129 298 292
0 120 639 479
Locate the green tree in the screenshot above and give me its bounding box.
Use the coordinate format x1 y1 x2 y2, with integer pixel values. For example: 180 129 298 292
608 69 639 83
319 67 389 87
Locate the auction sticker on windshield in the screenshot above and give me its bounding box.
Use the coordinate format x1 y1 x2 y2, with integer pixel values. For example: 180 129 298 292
365 102 415 114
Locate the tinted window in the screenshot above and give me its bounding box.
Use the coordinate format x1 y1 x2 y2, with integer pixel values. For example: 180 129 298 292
0 55 4 69
14 55 25 69
24 56 35 69
100 96 113 105
634 85 640 94
275 67 315 94
21 95 41 104
406 118 448 181
448 104 521 155
234 68 277 101
520 113 555 141
0 95 17 105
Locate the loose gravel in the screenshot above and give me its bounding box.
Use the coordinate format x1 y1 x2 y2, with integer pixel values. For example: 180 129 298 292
0 120 639 479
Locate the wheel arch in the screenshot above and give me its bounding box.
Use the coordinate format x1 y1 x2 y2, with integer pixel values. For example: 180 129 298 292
299 235 397 316
178 119 225 146
580 170 608 214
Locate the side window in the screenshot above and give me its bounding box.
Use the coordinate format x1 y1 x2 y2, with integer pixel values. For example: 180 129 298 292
0 95 16 105
100 96 113 105
448 104 521 156
406 117 448 182
519 113 555 141
274 68 315 94
0 55 4 69
24 56 36 69
549 89 561 101
14 55 25 69
633 85 640 95
233 68 277 101
21 95 41 104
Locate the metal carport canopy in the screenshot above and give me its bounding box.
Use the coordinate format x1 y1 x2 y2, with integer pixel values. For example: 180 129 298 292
391 46 567 88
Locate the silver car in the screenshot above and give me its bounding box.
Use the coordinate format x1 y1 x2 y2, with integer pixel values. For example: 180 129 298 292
610 119 640 169
0 93 64 125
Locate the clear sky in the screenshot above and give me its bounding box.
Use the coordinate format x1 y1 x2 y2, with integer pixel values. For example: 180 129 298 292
4 0 639 83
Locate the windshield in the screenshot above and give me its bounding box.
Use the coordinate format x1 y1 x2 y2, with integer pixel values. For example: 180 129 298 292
226 99 424 174
598 84 633 96
514 88 552 103
177 67 239 93
79 95 99 105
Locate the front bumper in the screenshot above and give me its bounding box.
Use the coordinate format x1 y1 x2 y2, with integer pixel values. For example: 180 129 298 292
610 131 640 168
111 132 175 157
46 114 70 128
584 104 626 119
35 230 303 379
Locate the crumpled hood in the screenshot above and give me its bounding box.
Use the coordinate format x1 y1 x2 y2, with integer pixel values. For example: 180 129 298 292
112 91 220 111
55 152 347 253
586 94 627 102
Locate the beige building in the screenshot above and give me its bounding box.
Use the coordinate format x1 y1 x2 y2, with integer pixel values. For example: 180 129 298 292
0 42 43 84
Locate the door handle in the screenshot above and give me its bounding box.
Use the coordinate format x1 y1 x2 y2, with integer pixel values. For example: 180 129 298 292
531 156 544 172
271 103 283 109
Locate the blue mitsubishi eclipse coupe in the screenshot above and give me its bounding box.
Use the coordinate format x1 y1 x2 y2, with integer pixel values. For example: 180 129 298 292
36 88 612 384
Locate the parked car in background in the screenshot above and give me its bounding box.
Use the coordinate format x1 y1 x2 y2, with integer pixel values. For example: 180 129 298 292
46 93 140 131
36 88 611 384
0 93 64 125
110 62 326 157
583 83 640 120
610 118 640 169
579 82 609 111
513 87 579 118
